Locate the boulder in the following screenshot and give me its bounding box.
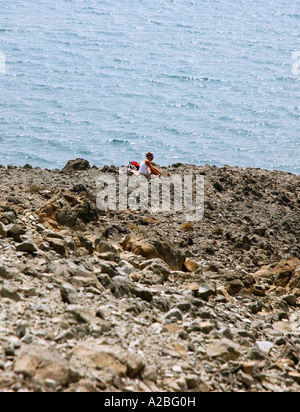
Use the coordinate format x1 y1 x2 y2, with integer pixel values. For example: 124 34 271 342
16 240 38 253
36 189 98 229
206 339 241 361
0 265 19 280
254 259 300 289
165 308 183 321
227 279 244 296
1 283 21 302
122 229 186 271
63 158 90 172
195 283 216 300
183 258 199 272
14 344 78 386
140 258 171 281
72 341 144 378
60 283 78 305
47 237 68 257
6 223 26 237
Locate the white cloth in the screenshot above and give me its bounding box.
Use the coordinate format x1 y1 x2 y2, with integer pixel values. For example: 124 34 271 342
139 160 150 176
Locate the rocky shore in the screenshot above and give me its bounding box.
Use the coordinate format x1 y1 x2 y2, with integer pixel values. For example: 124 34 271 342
0 159 299 392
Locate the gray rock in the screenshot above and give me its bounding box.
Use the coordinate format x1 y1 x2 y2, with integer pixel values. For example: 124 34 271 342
1 283 21 302
6 224 26 236
227 279 244 296
176 301 191 312
165 308 183 321
16 325 27 339
47 237 68 257
14 344 79 385
99 261 118 278
60 283 78 305
140 258 171 281
0 265 19 280
0 222 7 238
195 283 216 300
122 228 186 271
283 294 297 306
16 240 38 253
72 341 144 379
130 285 154 302
206 339 241 361
255 341 274 354
253 284 266 297
63 158 90 172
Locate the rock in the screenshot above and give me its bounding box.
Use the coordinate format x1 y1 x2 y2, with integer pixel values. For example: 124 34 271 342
289 372 300 385
140 258 171 281
253 284 266 297
99 261 118 278
66 305 101 325
237 371 254 388
1 283 21 302
254 259 300 288
272 321 293 333
122 229 186 271
290 272 300 289
185 374 200 390
60 283 78 305
47 237 68 257
256 341 274 354
14 344 78 386
37 189 98 229
206 339 241 361
240 361 258 376
0 222 7 238
183 258 199 272
142 365 158 383
0 266 19 280
16 240 38 253
283 294 297 306
176 301 191 312
181 222 194 232
194 283 216 300
16 325 27 339
249 301 263 314
130 285 154 302
95 240 120 255
63 158 90 172
227 279 244 296
248 348 266 361
0 164 299 392
280 344 299 365
165 308 183 321
72 341 144 378
6 223 26 236
71 184 88 194
200 321 214 334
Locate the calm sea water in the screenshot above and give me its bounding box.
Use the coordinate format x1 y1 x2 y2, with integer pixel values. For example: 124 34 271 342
1 0 300 173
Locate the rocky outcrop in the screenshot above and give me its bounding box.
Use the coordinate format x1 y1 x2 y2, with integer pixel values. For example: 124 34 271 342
62 158 91 172
36 190 98 229
122 228 186 271
14 344 79 387
254 259 300 289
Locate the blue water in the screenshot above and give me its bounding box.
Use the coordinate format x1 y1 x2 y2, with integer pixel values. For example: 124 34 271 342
1 0 300 173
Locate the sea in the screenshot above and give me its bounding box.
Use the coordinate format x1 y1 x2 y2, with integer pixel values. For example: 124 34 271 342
1 0 300 173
